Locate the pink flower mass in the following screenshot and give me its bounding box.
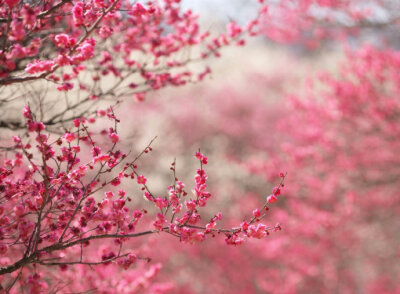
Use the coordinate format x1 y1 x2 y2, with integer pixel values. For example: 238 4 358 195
0 0 399 293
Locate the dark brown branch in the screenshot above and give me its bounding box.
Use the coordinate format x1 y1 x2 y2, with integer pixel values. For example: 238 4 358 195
38 253 129 266
0 229 156 275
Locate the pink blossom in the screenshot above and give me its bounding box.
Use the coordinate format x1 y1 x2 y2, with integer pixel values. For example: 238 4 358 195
247 224 267 239
105 191 114 199
25 60 55 74
153 213 166 231
72 2 85 26
57 82 74 92
267 194 277 204
27 121 45 132
55 54 72 66
117 253 137 270
98 26 113 39
109 132 119 143
23 105 32 119
272 186 281 196
111 177 121 186
137 175 147 185
185 200 197 211
253 208 261 218
131 3 147 17
64 132 76 143
154 197 168 209
225 234 246 245
195 151 208 164
73 118 81 127
134 92 146 102
54 34 75 48
93 154 110 164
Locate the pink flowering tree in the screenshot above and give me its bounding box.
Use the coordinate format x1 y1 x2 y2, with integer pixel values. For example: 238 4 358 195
239 46 400 293
0 0 259 129
141 45 400 292
0 0 289 292
259 0 400 49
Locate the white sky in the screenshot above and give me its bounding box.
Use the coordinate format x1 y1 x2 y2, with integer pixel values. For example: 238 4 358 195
181 0 258 25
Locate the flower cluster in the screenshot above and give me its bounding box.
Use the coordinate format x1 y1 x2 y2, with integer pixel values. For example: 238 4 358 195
0 0 264 93
0 105 285 292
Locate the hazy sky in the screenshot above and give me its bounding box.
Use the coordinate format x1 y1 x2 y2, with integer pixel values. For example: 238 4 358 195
181 0 257 25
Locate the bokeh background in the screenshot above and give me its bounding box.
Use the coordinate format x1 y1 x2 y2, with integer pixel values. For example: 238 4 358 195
112 1 400 293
